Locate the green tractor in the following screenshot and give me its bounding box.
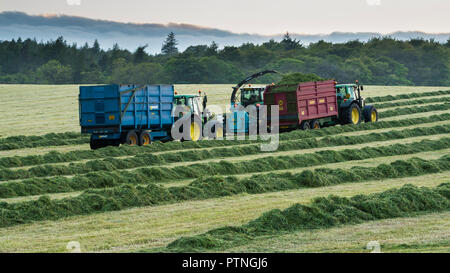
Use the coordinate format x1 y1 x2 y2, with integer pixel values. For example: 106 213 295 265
336 81 378 125
173 91 223 141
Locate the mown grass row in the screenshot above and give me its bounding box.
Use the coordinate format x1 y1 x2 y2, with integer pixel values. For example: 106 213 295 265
1 124 449 181
378 102 450 119
0 132 89 151
365 90 450 103
1 113 449 169
0 138 448 199
0 156 448 228
165 182 450 252
375 96 450 109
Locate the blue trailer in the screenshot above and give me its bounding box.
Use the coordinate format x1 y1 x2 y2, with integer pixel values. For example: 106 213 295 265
79 84 174 149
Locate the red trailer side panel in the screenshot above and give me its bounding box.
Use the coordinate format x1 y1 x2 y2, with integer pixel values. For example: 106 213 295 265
263 80 338 127
274 93 288 115
297 80 338 123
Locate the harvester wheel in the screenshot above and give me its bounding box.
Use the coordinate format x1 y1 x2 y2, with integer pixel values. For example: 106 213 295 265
363 105 378 122
139 131 152 146
125 131 138 146
344 103 361 125
300 121 310 130
310 120 320 129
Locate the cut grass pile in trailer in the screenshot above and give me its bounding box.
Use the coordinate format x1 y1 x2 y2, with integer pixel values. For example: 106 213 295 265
166 182 450 252
1 113 449 168
0 138 448 198
269 73 328 93
1 124 448 181
276 73 326 86
0 155 449 228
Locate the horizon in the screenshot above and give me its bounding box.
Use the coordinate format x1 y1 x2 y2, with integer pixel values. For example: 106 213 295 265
0 0 449 35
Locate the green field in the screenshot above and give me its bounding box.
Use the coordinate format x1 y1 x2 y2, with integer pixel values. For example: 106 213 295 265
0 84 449 253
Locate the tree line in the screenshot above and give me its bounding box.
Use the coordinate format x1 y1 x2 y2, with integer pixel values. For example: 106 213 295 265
0 32 449 86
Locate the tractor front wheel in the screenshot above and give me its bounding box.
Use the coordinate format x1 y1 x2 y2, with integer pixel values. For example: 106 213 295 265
344 104 361 125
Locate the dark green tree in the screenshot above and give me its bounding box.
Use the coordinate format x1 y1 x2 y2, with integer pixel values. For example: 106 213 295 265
34 60 73 84
207 41 219 55
134 45 148 63
93 40 100 51
161 32 179 56
281 32 301 50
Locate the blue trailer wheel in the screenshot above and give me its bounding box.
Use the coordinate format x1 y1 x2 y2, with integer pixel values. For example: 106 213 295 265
139 131 152 146
126 131 138 146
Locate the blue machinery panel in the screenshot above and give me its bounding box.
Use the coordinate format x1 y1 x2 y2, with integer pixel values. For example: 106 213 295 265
79 84 174 141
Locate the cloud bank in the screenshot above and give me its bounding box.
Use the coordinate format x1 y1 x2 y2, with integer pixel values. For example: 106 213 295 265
0 12 448 53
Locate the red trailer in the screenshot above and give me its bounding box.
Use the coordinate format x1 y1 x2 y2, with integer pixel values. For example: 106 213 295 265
264 80 340 130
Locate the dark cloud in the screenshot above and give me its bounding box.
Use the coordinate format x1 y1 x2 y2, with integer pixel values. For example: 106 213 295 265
0 11 239 37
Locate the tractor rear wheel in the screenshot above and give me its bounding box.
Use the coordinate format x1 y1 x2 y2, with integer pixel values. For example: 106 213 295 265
363 105 378 122
310 120 320 129
125 131 138 146
344 103 361 125
300 121 310 130
139 131 152 146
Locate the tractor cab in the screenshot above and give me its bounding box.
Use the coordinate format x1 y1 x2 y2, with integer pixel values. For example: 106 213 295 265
335 83 364 109
173 92 222 141
335 82 377 125
238 86 266 107
174 94 202 118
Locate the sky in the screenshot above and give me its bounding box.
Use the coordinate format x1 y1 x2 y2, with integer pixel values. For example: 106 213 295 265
0 0 449 35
